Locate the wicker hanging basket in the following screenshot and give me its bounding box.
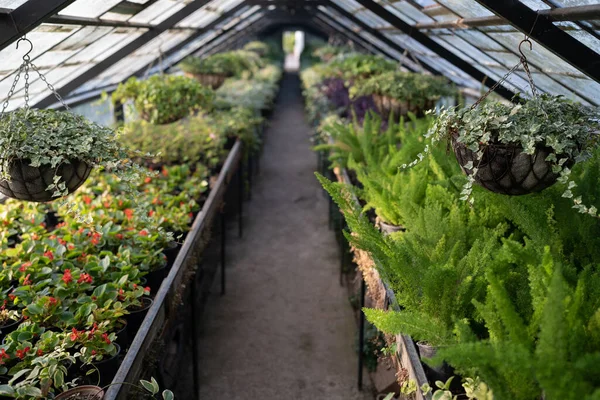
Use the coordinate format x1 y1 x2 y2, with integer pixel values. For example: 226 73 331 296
0 158 92 202
184 72 227 90
372 94 434 120
451 131 571 196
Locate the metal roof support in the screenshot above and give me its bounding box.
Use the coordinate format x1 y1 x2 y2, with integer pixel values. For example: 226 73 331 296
351 0 515 100
324 1 435 74
34 0 217 108
0 0 78 52
313 12 395 59
474 0 600 84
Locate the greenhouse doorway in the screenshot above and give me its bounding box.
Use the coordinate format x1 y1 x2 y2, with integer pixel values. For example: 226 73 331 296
283 30 305 71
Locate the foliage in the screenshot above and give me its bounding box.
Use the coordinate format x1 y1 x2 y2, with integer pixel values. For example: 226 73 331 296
0 108 147 198
178 51 264 77
351 71 457 108
324 54 397 80
216 77 279 111
243 41 270 57
313 45 352 62
112 75 213 125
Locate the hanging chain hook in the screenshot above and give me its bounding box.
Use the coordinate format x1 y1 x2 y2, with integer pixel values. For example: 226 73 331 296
15 36 34 61
518 38 533 60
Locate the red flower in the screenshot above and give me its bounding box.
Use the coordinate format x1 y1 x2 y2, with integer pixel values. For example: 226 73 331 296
8 294 15 301
19 261 32 272
124 209 134 220
139 230 148 237
91 350 97 356
78 253 88 262
0 349 10 364
69 328 80 341
15 347 30 360
118 288 125 301
188 212 194 219
103 201 111 208
22 274 31 286
132 284 138 289
83 196 92 205
91 296 97 301
118 200 124 207
91 232 102 245
144 287 151 294
62 269 73 284
58 238 67 246
31 233 39 240
144 177 152 184
43 251 54 261
49 235 57 240
148 210 155 217
162 168 168 177
67 244 75 250
56 222 66 228
47 297 58 306
37 349 43 356
116 233 124 240
102 333 111 344
77 273 93 284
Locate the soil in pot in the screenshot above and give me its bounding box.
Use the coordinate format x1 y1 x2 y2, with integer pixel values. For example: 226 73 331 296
0 159 92 202
451 137 569 195
125 296 153 338
55 385 104 400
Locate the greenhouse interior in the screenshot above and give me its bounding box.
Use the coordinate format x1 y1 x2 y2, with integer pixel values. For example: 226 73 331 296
0 0 599 399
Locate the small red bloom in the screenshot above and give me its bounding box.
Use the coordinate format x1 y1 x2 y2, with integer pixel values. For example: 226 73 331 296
70 328 80 341
148 210 155 217
83 196 92 205
91 350 97 356
77 273 93 284
162 168 168 177
132 284 138 289
144 177 152 184
62 269 73 284
16 347 30 359
56 222 66 228
139 230 148 237
47 297 58 306
78 253 88 262
19 261 32 272
0 348 10 364
58 238 67 246
49 235 57 240
118 200 124 207
124 209 134 220
118 288 125 301
103 201 111 208
188 212 194 219
43 251 54 261
23 274 31 286
116 233 124 240
67 244 75 250
102 333 111 344
91 296 97 301
8 294 15 301
37 349 43 356
40 222 46 228
32 233 39 240
144 287 151 294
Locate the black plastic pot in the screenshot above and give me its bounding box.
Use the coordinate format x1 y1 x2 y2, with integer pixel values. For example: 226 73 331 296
114 320 130 349
125 297 153 338
81 343 122 387
0 316 23 342
145 264 168 293
6 233 21 248
54 385 104 400
451 135 569 196
163 241 181 268
0 159 92 202
44 210 62 231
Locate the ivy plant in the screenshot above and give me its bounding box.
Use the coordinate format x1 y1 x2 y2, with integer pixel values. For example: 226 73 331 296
111 75 214 125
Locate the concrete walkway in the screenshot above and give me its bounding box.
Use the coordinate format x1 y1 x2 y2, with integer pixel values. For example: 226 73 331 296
197 73 372 400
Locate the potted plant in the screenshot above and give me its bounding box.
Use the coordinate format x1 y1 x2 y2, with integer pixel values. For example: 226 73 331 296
0 109 136 202
56 377 173 400
427 94 600 197
243 41 270 58
178 51 262 89
351 71 456 120
111 75 214 125
313 45 351 63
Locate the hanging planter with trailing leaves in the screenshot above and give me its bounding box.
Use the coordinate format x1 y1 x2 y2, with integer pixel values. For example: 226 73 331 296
0 37 152 203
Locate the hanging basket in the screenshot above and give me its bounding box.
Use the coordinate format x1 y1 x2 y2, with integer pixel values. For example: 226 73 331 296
184 72 227 90
451 131 570 196
372 94 434 120
0 158 92 202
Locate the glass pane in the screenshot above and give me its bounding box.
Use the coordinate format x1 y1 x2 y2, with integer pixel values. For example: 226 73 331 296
59 0 122 18
129 0 185 24
0 0 27 10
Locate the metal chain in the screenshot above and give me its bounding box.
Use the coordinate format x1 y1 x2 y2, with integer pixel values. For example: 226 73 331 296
472 38 538 109
23 61 30 110
29 62 71 111
1 64 24 119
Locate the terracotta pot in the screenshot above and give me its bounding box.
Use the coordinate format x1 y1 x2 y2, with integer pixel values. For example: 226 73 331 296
0 159 92 202
54 385 104 400
379 221 405 236
185 72 228 90
451 133 569 195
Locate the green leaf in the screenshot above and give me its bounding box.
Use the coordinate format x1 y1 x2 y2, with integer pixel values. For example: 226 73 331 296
163 389 175 400
140 379 158 395
26 303 43 315
0 385 15 395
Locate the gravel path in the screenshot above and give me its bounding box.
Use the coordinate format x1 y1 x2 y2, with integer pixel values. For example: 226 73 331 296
196 72 373 400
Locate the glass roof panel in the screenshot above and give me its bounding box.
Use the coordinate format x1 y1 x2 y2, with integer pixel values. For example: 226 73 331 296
0 0 27 10
59 0 122 18
129 0 186 24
